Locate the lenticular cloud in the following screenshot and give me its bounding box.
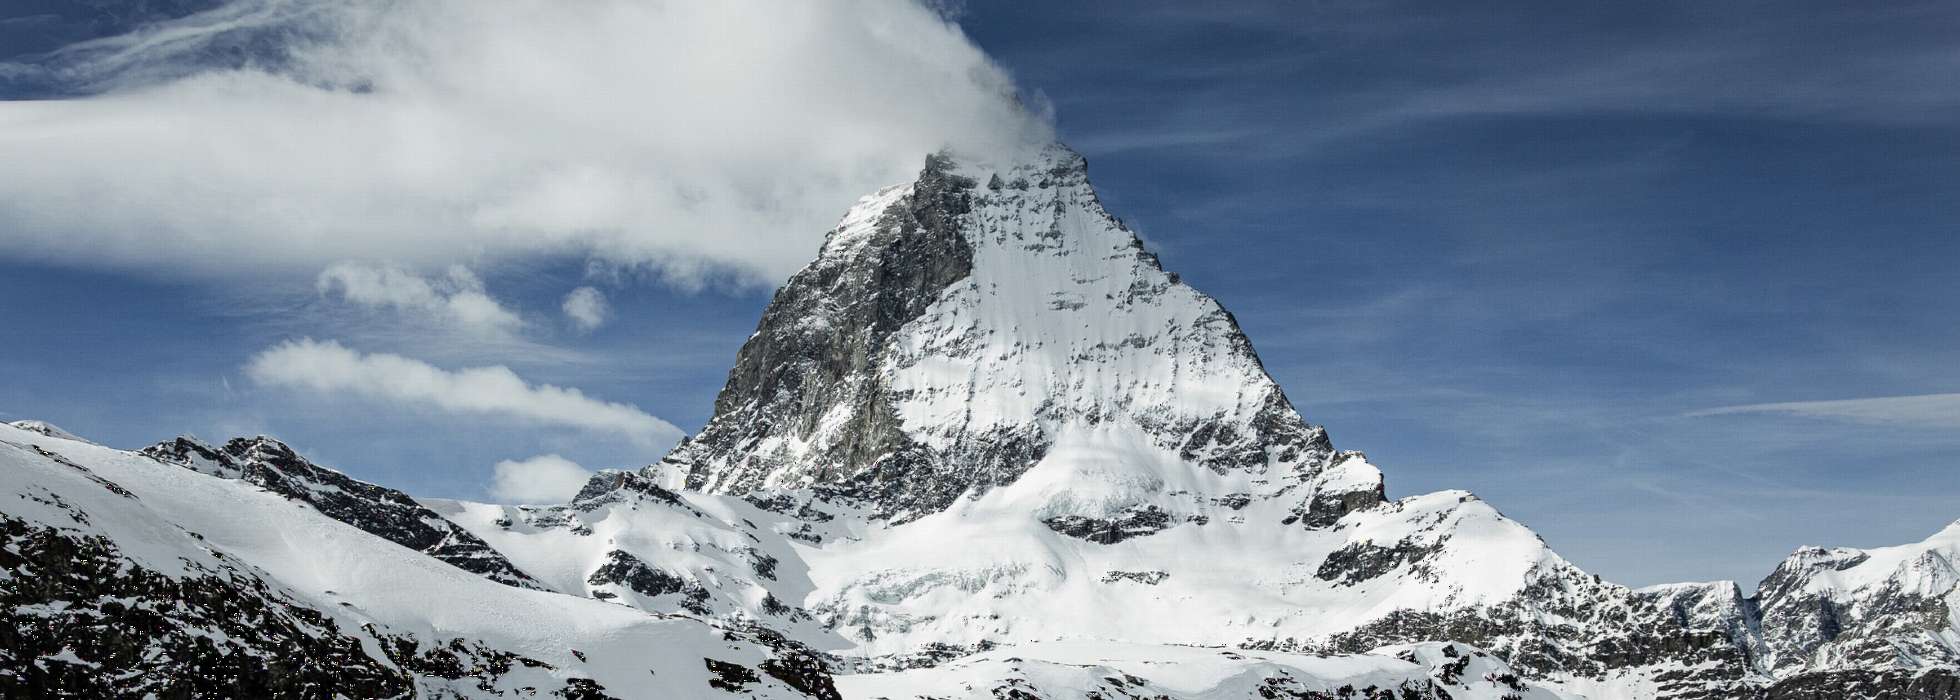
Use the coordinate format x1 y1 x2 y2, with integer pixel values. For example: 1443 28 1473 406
0 0 1052 288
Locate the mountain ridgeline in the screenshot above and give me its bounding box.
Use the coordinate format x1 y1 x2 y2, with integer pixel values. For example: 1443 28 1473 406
2 147 1956 699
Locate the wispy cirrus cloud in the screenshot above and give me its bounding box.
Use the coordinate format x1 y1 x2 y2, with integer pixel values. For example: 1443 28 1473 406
245 338 678 444
1688 393 1960 429
1041 2 1960 162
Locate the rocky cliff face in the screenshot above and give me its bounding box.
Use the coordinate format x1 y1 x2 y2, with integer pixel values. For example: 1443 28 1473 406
1753 522 1960 677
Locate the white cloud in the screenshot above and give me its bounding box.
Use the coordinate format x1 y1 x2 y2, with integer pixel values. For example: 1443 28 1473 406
245 338 679 443
489 454 594 503
318 262 522 334
561 286 610 332
0 0 1050 288
1688 393 1960 429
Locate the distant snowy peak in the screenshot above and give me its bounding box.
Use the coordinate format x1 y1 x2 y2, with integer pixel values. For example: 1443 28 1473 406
6 419 92 444
663 145 1360 523
1754 518 1960 675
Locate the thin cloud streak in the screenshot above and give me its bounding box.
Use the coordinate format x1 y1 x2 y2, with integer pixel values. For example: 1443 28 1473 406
1688 393 1960 428
1045 2 1960 162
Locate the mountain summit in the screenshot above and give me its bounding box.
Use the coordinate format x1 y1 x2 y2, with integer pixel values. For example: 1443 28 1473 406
663 146 1371 527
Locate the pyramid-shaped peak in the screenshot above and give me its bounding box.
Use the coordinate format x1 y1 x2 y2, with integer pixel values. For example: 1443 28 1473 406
662 144 1361 523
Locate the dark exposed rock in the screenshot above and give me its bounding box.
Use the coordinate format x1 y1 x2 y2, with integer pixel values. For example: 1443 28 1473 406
574 469 692 510
1213 493 1253 510
1757 668 1960 699
745 492 839 522
704 658 761 693
555 677 621 700
1043 505 1174 544
761 654 844 700
1289 570 1767 699
371 627 571 694
0 513 460 698
1291 468 1387 528
1314 538 1442 586
586 549 713 615
668 152 981 521
748 547 781 580
1101 570 1169 585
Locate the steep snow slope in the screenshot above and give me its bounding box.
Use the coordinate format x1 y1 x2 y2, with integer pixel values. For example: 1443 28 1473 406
0 423 836 699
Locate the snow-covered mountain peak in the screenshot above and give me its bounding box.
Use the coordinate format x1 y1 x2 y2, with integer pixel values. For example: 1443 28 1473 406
663 145 1356 525
6 141 1957 697
6 419 93 444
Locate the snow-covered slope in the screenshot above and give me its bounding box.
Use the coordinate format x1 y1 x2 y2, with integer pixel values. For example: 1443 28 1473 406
837 641 1567 700
143 435 544 589
7 419 93 444
0 422 837 699
1755 520 1960 675
0 422 1590 699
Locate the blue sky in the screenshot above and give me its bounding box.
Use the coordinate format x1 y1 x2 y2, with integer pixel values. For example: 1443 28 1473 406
2 1 1956 588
